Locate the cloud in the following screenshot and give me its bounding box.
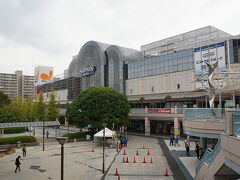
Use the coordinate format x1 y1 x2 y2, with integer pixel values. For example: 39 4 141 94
0 0 239 75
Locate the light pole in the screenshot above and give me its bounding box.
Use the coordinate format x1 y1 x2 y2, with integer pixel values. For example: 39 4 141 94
56 137 68 180
116 118 119 152
102 123 107 174
42 119 45 151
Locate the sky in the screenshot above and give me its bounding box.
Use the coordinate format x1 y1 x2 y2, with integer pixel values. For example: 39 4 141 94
0 0 239 76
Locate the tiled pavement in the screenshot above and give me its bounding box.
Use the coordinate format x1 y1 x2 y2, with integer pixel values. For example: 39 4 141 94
0 141 117 180
105 136 174 180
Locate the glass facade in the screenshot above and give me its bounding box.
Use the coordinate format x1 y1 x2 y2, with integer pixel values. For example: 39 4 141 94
128 48 194 79
229 39 240 64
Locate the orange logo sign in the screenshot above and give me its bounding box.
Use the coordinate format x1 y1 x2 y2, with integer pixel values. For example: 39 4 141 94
40 70 53 80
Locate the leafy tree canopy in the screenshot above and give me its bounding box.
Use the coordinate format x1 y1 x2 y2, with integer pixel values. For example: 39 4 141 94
0 104 24 123
66 87 130 128
36 91 46 121
46 93 59 121
0 91 10 107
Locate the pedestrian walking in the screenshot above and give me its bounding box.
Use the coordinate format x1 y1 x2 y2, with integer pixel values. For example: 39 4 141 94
174 136 180 147
195 142 200 159
199 147 203 159
46 131 49 138
22 144 26 157
15 156 21 173
184 138 190 156
170 135 174 146
123 137 128 147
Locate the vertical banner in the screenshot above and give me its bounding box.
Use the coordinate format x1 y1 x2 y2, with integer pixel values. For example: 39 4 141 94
217 42 226 72
201 45 209 73
194 47 202 76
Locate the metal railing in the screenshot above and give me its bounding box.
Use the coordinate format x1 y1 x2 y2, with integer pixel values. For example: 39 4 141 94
195 139 221 175
185 108 225 120
233 110 240 136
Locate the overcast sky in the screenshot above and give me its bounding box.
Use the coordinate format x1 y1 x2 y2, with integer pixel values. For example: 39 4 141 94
0 0 239 76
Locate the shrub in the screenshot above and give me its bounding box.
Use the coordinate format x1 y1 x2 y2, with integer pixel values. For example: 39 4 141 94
4 127 26 134
0 136 37 145
62 132 92 139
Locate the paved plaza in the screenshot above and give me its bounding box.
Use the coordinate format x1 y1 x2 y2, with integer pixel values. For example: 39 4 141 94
0 134 200 180
0 140 117 180
105 135 174 180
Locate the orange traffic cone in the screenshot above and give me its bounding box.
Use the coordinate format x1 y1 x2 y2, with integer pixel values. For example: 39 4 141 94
150 157 153 163
123 149 126 155
115 168 119 176
118 174 120 180
136 150 139 155
91 148 94 152
143 144 145 149
119 144 122 149
147 149 150 155
126 157 129 163
133 156 136 163
165 168 168 176
122 157 125 163
143 157 146 163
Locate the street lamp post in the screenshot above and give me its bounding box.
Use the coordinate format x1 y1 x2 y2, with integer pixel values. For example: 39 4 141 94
116 118 119 152
42 120 45 151
56 137 68 180
102 123 107 174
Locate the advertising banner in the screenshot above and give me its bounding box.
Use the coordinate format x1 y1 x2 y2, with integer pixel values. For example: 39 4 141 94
194 42 226 89
148 108 171 113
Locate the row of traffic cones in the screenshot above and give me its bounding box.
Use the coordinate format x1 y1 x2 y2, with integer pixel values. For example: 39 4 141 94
115 168 169 176
122 156 153 163
123 149 150 155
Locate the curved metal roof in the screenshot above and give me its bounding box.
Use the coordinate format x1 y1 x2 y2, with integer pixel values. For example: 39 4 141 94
0 121 60 128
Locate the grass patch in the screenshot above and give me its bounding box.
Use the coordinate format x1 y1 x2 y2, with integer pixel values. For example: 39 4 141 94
4 127 26 134
0 136 37 145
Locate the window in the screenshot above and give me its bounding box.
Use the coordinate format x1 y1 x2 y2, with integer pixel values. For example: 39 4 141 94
152 86 154 92
130 89 133 94
177 84 180 89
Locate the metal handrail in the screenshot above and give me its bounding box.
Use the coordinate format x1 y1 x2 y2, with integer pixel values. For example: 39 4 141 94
195 139 221 175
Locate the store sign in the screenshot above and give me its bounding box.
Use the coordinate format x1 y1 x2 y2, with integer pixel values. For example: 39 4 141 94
194 42 226 89
148 108 171 113
79 65 96 77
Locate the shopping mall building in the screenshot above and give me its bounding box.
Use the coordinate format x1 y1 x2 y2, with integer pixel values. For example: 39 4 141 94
37 26 240 136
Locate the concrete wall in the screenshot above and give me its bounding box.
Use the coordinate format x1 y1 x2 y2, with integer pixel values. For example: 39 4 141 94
126 70 194 95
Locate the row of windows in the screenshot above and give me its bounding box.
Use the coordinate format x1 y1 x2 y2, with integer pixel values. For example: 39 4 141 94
128 49 194 79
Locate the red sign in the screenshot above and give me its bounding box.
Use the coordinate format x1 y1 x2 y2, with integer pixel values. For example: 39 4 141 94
148 108 171 113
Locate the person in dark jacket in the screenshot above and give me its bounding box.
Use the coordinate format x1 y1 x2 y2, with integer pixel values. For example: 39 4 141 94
170 135 174 146
123 137 128 147
15 156 21 173
195 142 200 159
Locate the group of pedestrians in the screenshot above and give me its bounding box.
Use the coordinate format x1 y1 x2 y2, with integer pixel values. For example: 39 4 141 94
119 136 128 147
170 135 204 159
169 134 180 147
15 144 27 173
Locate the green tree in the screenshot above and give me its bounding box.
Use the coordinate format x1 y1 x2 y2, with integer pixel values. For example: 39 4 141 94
25 97 33 121
66 87 130 129
36 91 46 121
0 104 24 123
31 100 38 121
46 93 59 121
0 91 10 107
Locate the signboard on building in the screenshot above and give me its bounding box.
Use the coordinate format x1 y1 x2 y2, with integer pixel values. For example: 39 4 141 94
148 108 171 113
79 65 96 77
194 42 226 89
34 66 54 86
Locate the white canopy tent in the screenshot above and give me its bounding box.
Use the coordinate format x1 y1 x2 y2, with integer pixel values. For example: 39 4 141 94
94 128 115 145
